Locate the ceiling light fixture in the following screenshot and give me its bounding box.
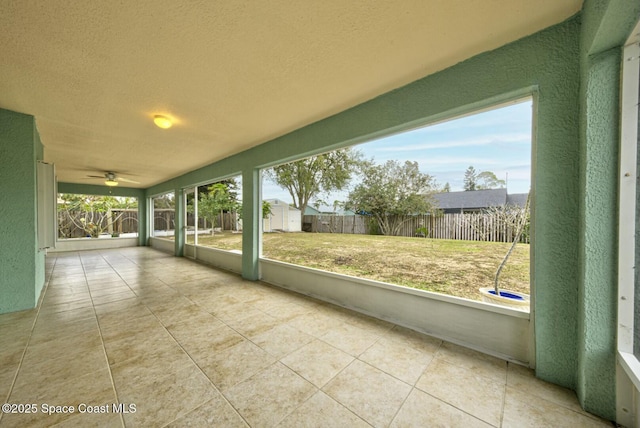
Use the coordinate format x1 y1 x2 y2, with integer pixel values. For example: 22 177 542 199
153 114 173 129
105 179 119 187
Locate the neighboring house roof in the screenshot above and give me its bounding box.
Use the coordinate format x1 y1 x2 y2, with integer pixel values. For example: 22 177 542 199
304 206 321 215
432 189 529 211
506 193 529 208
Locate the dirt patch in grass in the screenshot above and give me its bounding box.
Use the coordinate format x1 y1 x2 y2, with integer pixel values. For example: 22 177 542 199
188 232 529 301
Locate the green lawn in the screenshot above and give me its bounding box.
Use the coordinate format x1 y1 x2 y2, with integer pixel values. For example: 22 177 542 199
187 231 530 301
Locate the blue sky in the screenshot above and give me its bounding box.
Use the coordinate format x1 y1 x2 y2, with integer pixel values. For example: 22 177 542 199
263 98 532 204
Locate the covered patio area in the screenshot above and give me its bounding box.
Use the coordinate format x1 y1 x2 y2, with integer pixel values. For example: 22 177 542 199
0 247 608 427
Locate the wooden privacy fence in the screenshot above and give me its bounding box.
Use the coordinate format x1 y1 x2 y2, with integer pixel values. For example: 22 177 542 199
302 215 368 234
303 213 530 243
58 209 138 238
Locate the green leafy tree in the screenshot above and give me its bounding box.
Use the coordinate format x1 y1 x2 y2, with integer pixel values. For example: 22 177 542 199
198 181 239 234
153 193 175 209
463 166 478 191
58 194 137 238
477 171 506 189
237 200 272 220
347 160 436 236
442 182 451 192
264 148 362 220
464 166 506 191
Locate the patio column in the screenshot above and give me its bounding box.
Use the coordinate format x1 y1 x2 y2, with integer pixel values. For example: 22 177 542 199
137 195 147 246
174 187 184 256
242 168 261 280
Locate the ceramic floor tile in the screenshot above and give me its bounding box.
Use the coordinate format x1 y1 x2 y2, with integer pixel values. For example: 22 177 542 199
386 325 443 354
434 341 507 385
319 322 381 357
98 308 158 340
118 362 217 427
103 329 182 366
0 325 32 352
323 360 412 427
225 310 281 338
169 309 224 330
92 297 147 316
14 345 107 388
22 331 103 365
0 356 20 402
502 386 612 427
37 299 94 315
29 316 99 345
202 298 256 323
284 311 344 338
506 362 585 414
51 409 124 427
390 388 492 428
343 312 396 336
5 368 116 428
0 309 37 327
42 291 91 305
281 339 354 388
260 300 312 321
110 341 194 392
225 362 316 427
199 340 277 391
277 390 370 428
89 283 131 300
37 306 96 324
250 324 314 358
359 334 436 385
415 358 504 426
169 323 244 362
165 394 248 427
90 290 137 305
3 248 611 428
152 302 215 330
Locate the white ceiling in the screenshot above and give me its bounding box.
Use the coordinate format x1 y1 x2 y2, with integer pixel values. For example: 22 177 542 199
0 1 582 188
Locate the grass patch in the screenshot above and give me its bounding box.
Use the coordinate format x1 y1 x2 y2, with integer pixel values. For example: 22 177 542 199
190 232 530 301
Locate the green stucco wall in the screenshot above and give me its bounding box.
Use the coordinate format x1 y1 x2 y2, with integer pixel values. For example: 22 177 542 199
577 0 640 420
0 108 44 314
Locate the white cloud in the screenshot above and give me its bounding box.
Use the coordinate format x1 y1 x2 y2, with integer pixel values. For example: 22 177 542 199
370 133 530 152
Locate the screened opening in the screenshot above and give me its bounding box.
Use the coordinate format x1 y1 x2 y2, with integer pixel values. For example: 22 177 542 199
57 193 138 239
260 98 532 308
151 192 175 240
184 176 243 252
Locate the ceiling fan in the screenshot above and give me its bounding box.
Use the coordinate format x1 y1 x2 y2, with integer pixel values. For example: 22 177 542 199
87 171 140 187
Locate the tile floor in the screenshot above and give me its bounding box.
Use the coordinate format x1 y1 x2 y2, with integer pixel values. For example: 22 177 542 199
0 247 613 427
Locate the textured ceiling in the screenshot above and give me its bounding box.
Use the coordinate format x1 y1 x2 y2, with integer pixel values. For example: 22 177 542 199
0 0 582 188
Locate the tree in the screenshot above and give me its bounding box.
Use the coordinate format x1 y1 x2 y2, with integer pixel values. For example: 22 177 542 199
198 181 239 234
347 160 436 236
264 148 362 220
477 171 506 189
464 166 506 190
58 194 137 238
442 182 451 192
494 193 531 293
463 166 478 191
237 200 272 220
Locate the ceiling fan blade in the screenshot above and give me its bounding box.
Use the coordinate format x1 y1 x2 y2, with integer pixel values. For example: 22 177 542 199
87 175 105 179
118 177 140 184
